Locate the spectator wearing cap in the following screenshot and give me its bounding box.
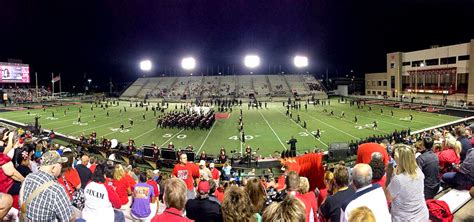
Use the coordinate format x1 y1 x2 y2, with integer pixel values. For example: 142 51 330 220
151 178 193 222
185 180 223 222
455 126 472 161
76 154 92 189
340 163 391 222
19 151 73 221
415 137 440 200
356 142 390 166
210 163 221 184
131 172 157 221
199 160 212 181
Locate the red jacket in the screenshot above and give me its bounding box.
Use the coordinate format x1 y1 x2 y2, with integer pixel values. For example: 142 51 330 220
0 154 13 193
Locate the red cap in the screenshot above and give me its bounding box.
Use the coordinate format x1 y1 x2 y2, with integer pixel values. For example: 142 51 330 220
198 181 210 194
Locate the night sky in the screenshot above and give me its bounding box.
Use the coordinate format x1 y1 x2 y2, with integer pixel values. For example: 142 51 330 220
1 0 474 89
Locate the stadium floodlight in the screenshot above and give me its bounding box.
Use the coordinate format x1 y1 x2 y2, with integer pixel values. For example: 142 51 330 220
181 57 196 70
244 55 260 68
87 79 92 84
294 56 308 68
140 60 152 71
420 62 425 67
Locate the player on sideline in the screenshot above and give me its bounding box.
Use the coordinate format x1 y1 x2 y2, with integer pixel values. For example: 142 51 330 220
372 121 378 130
77 115 81 123
129 118 134 126
380 108 383 115
303 121 307 129
93 114 96 122
142 113 146 120
354 115 358 123
51 111 55 118
106 111 109 117
297 114 301 123
341 111 345 118
410 114 413 121
369 106 372 111
391 110 394 117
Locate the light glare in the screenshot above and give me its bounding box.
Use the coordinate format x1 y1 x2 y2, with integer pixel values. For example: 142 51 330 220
181 57 196 70
244 55 260 68
294 56 308 68
140 60 152 71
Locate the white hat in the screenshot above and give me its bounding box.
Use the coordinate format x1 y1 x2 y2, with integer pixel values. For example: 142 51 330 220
199 160 206 166
153 169 160 174
209 163 215 168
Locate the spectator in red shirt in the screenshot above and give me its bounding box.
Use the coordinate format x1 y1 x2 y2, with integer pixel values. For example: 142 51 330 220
173 153 200 200
151 178 193 222
112 164 133 208
437 136 461 173
298 177 319 222
146 169 160 214
285 171 318 222
210 163 220 184
57 151 81 201
357 143 390 166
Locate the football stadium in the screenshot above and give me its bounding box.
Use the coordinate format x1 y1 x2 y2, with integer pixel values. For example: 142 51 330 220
1 1 473 222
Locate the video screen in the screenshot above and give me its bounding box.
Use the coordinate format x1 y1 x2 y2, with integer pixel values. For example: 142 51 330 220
0 63 30 83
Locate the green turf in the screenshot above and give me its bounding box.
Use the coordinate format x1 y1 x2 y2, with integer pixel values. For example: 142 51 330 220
0 99 460 156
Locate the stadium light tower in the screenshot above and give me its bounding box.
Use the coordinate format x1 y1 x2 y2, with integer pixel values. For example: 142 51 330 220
139 60 152 71
244 55 260 69
294 56 308 68
181 57 196 70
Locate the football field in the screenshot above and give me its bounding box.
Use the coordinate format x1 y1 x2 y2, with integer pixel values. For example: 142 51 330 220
0 99 460 156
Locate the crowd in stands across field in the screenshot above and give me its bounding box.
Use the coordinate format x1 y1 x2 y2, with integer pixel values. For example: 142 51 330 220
1 117 473 221
2 87 50 103
307 83 322 91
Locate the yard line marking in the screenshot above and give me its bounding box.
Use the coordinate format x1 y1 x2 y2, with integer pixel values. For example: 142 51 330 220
135 128 157 139
197 121 217 155
299 111 360 140
257 110 287 149
275 109 328 148
160 129 184 147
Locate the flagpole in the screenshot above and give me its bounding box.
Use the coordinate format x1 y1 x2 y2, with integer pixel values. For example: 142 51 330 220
35 72 38 99
51 72 54 99
59 73 62 98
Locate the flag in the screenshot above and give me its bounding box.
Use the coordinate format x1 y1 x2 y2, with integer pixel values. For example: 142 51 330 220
52 75 61 83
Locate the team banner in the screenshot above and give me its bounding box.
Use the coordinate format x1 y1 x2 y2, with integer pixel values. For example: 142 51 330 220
0 63 30 83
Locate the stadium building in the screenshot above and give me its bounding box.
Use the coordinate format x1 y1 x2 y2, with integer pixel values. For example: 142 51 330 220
365 39 474 104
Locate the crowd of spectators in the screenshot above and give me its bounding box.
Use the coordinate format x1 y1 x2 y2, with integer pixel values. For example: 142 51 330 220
2 87 50 104
1 119 474 222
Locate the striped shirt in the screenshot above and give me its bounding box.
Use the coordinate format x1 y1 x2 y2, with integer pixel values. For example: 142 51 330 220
21 170 73 222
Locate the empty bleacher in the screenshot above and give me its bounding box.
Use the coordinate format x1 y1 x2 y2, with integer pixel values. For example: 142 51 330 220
268 75 291 96
252 75 271 96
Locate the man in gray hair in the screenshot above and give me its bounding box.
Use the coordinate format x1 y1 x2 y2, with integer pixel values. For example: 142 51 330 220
340 163 391 222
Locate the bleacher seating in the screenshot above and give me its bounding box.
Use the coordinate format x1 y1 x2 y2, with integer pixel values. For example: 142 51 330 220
268 75 291 96
120 74 326 99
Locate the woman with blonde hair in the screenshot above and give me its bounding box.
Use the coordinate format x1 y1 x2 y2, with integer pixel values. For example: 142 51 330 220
348 206 376 222
222 186 259 222
437 135 461 173
262 196 305 222
385 144 428 222
297 177 318 222
112 164 133 208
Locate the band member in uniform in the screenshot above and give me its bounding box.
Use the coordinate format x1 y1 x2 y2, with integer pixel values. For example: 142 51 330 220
410 114 413 121
129 118 134 126
391 110 394 117
354 115 358 123
245 146 252 167
287 136 297 157
127 138 135 154
373 121 378 130
77 115 81 123
315 129 321 139
168 142 175 150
